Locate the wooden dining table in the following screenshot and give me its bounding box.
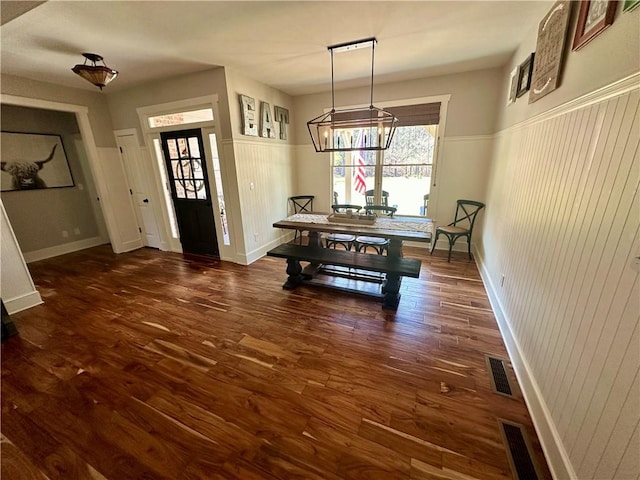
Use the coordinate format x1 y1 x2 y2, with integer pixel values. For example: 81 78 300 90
269 213 433 309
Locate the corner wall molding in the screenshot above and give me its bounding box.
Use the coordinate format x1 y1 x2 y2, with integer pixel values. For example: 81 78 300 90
443 134 495 143
501 71 640 135
4 290 43 315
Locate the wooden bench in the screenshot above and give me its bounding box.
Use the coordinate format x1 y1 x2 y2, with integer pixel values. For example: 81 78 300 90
266 243 421 309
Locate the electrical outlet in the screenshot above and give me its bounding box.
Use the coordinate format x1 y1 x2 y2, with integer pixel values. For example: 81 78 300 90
250 182 255 191
74 227 81 235
62 230 69 238
254 233 259 242
501 274 506 287
77 183 84 190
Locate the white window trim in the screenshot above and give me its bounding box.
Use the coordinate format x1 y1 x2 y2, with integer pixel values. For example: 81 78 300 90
327 94 450 218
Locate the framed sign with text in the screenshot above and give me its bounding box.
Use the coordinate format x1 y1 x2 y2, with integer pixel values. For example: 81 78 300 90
528 0 572 104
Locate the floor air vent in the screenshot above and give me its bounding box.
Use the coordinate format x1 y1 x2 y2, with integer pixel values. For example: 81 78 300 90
486 355 513 396
500 420 540 480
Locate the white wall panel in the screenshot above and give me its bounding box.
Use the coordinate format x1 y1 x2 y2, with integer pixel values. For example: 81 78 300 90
232 139 294 263
480 82 640 479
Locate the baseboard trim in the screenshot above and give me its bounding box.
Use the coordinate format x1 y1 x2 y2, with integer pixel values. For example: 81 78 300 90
4 290 43 315
430 238 470 252
473 245 576 480
24 236 108 263
242 233 293 265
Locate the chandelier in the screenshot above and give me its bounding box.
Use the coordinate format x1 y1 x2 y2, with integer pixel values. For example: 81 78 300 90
72 53 118 90
307 37 398 153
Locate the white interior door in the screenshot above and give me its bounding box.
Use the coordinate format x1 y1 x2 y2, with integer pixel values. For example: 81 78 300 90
116 132 161 249
94 147 143 253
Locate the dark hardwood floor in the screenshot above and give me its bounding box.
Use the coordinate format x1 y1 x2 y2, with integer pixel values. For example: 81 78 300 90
1 244 552 479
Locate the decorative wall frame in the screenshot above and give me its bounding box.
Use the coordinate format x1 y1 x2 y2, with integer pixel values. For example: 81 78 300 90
624 0 640 11
528 0 572 104
507 66 518 105
1 132 74 191
516 53 535 98
573 1 618 50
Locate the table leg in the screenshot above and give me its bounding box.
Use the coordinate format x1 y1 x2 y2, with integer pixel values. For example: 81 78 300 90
383 238 404 309
382 273 402 309
301 230 323 278
283 258 303 289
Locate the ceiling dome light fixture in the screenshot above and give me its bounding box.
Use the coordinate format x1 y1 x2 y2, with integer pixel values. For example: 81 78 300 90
307 37 398 153
71 53 118 90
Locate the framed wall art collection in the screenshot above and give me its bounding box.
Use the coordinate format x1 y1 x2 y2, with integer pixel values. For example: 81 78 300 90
509 0 628 105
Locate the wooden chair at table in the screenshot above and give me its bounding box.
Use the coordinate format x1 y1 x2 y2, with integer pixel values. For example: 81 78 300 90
288 195 314 244
430 199 485 262
365 189 389 207
325 204 362 251
355 205 397 255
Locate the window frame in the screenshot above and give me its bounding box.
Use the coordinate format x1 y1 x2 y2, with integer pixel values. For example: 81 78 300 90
328 94 450 217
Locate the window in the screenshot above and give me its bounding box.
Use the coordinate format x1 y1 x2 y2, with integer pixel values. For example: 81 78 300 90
332 102 440 216
147 108 214 128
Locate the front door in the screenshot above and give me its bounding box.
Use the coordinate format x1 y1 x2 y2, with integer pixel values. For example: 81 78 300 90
160 129 218 256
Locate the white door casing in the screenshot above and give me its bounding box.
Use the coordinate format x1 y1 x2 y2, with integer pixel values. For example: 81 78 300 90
94 147 143 253
0 94 142 255
115 130 162 249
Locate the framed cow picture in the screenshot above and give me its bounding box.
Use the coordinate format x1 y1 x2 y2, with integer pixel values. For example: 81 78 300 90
1 132 74 191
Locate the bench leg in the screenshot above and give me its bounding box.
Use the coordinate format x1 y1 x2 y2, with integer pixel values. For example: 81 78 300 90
283 258 303 290
382 273 402 310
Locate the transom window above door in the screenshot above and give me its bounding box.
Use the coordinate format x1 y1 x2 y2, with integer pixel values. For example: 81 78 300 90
147 108 214 128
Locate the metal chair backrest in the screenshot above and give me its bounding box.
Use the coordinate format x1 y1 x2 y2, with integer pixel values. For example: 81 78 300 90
365 189 389 206
289 195 314 214
332 204 362 213
364 205 396 217
450 199 485 232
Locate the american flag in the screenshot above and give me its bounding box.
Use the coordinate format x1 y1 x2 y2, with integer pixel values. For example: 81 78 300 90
353 131 366 195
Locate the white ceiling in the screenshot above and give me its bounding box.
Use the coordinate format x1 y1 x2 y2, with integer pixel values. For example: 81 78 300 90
1 0 553 96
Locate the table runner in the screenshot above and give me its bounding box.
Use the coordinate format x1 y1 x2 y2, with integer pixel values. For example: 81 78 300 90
284 213 433 235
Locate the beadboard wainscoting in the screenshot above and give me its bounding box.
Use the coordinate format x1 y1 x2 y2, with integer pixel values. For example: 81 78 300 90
478 74 640 480
224 138 295 265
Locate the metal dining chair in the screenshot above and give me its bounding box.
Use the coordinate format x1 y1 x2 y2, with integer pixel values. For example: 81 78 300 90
355 205 397 255
325 204 361 250
430 199 485 262
365 189 389 207
288 195 314 244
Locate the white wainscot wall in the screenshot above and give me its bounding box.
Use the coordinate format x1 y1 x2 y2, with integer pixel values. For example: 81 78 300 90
477 77 639 480
230 139 295 264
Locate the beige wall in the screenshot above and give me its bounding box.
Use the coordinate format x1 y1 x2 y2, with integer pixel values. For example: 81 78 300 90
1 74 115 147
106 67 231 142
479 4 640 479
292 67 502 238
1 105 102 253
